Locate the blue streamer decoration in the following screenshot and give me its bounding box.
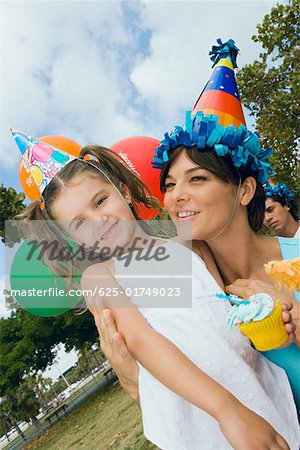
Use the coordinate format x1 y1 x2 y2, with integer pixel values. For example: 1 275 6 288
209 38 239 68
264 182 295 199
152 110 275 185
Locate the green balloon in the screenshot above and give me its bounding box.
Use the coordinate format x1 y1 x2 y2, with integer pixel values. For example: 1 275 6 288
10 241 82 317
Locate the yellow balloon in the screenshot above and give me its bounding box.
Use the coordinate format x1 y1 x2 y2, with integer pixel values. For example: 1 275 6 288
30 165 43 186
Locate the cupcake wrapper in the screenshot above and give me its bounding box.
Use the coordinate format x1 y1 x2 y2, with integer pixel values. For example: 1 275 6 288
238 301 288 351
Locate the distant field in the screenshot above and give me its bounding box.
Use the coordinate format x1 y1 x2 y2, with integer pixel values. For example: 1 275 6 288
24 384 158 450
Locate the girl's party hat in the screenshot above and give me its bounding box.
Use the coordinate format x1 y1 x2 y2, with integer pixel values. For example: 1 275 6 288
11 129 77 195
192 39 246 128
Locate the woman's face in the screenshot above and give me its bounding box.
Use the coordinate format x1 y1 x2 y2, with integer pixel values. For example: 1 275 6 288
163 151 239 241
51 174 137 252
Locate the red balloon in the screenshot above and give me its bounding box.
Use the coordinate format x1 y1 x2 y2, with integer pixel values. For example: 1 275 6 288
110 136 163 220
19 135 81 201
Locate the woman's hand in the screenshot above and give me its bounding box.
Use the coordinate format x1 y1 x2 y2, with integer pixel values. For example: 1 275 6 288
219 401 290 450
87 297 140 406
225 279 297 345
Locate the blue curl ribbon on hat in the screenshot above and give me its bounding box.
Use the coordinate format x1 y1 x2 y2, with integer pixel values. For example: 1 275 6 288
152 111 275 185
209 38 239 69
264 182 295 199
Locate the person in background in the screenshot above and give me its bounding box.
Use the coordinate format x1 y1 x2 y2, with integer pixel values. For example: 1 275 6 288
264 183 299 238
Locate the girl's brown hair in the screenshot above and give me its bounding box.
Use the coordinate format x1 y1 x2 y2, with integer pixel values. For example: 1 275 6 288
18 145 164 290
159 146 266 232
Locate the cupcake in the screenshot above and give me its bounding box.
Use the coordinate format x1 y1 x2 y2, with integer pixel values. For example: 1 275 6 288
264 257 300 292
225 293 288 351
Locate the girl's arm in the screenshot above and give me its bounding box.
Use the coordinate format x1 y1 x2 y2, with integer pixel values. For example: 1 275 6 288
82 264 289 449
92 304 140 406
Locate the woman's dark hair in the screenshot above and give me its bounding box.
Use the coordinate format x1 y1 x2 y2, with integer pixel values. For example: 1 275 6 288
159 146 266 232
269 196 299 221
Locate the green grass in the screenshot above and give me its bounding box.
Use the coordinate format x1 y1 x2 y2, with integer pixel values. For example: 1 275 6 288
24 384 158 450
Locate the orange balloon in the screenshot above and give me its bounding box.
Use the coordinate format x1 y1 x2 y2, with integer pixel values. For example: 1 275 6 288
39 135 81 158
19 135 81 201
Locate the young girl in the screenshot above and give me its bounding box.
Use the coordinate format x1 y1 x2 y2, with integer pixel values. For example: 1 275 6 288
16 135 299 449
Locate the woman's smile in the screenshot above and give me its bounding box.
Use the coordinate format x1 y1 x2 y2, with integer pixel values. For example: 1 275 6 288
175 210 200 221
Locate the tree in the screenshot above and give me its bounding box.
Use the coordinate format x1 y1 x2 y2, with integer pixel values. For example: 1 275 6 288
0 179 98 396
237 0 300 196
15 376 43 428
77 343 97 378
0 395 27 441
0 377 42 436
0 308 98 396
0 185 26 245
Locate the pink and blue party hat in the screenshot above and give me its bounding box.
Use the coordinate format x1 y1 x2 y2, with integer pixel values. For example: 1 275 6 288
11 129 76 195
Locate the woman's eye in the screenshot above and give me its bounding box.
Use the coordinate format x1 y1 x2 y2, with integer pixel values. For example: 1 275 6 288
164 183 175 190
190 176 207 182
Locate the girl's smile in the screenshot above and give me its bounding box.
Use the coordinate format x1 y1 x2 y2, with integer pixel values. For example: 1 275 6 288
99 219 119 241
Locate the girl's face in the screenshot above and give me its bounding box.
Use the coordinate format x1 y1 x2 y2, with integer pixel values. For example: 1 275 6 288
163 151 239 241
51 174 137 251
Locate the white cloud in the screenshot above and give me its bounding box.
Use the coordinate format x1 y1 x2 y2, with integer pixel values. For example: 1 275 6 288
130 0 278 132
0 1 278 171
0 1 144 169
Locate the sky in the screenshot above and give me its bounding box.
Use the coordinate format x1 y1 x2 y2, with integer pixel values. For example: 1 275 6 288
43 344 79 382
0 0 283 375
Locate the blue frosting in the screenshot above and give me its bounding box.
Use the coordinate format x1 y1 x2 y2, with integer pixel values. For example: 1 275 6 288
152 111 275 185
264 182 295 200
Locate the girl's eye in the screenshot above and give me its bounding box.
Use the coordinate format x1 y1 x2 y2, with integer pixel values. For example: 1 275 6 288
96 197 107 207
75 219 84 230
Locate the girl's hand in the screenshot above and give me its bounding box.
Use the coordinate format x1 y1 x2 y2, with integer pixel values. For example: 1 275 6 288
87 297 140 405
225 279 297 345
219 401 290 450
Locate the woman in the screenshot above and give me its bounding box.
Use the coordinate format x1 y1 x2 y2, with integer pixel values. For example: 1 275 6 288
89 111 300 421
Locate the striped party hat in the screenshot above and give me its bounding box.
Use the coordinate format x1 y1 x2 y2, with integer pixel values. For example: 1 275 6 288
192 38 246 128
